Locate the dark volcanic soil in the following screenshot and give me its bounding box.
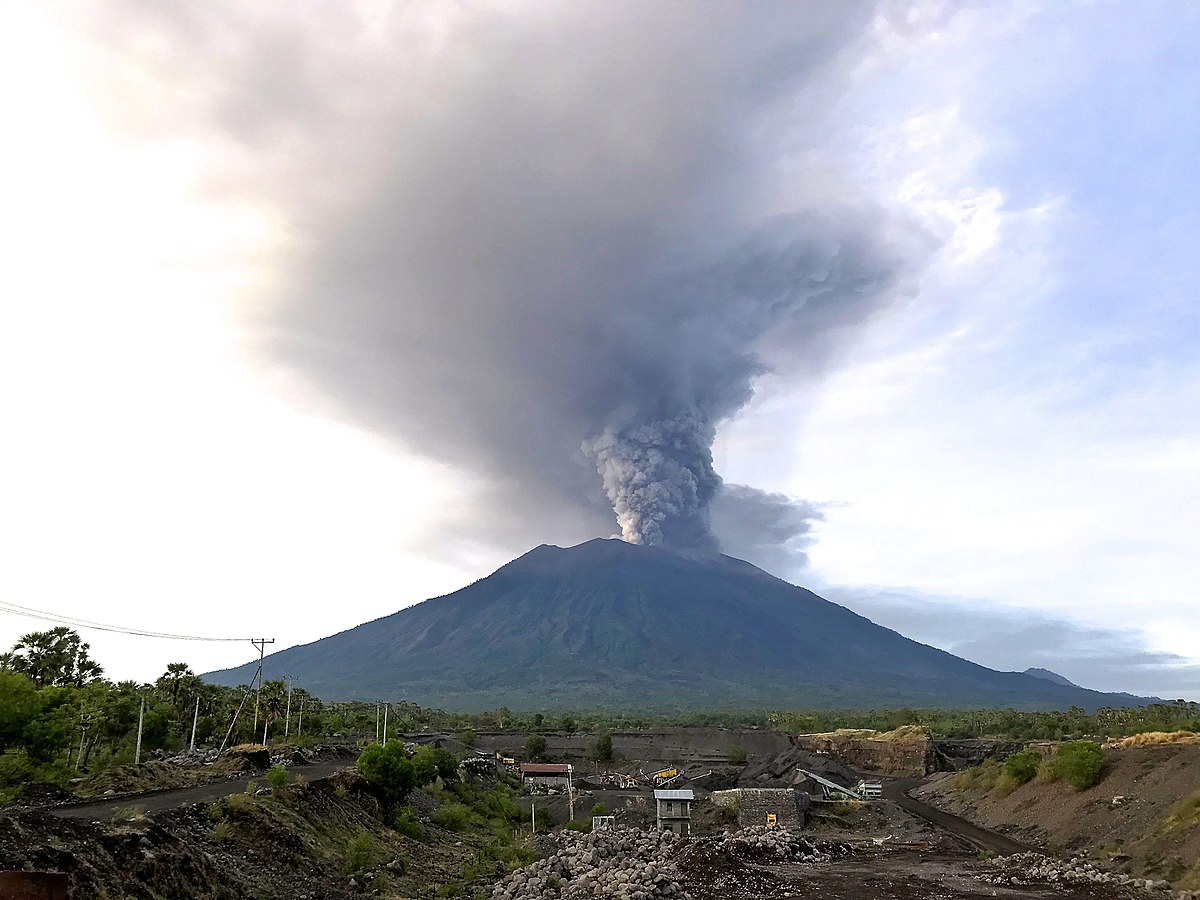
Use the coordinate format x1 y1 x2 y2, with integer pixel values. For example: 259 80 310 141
682 848 1144 900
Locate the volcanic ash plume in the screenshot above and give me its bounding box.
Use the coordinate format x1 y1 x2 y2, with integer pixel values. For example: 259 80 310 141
585 415 721 551
103 2 940 562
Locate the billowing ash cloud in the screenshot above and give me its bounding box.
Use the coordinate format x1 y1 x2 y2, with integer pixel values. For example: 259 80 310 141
80 2 935 557
586 416 720 550
711 486 826 575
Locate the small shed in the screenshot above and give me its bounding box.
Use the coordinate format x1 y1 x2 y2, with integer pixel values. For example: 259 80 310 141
654 788 694 836
520 762 571 791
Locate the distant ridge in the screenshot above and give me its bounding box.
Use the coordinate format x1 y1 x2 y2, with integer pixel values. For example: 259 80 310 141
1023 667 1080 688
204 539 1158 712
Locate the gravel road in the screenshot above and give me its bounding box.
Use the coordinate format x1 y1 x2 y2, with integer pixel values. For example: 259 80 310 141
47 760 355 821
884 778 1035 856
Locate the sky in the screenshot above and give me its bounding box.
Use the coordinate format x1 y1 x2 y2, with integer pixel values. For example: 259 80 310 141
1 1 1196 700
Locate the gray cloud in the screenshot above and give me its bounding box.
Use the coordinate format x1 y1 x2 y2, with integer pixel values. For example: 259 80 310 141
711 485 825 573
820 585 1200 700
79 2 933 555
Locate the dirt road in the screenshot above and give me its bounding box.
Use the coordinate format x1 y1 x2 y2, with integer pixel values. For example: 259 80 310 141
46 760 354 821
884 778 1035 856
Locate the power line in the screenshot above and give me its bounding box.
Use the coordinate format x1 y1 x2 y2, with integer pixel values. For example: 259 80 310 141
0 599 258 642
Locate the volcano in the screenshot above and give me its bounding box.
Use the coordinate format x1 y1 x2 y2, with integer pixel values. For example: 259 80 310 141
204 539 1152 711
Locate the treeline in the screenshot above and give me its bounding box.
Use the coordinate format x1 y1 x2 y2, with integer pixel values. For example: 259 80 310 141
3 627 1197 801
0 628 454 800
436 704 1200 741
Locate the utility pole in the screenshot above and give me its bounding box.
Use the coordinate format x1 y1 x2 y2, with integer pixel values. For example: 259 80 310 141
134 695 145 765
284 682 292 739
263 717 269 746
297 698 304 738
567 764 575 823
190 697 200 752
383 703 389 745
250 638 274 737
376 703 381 742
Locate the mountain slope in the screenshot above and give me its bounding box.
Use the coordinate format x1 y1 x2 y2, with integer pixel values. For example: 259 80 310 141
204 539 1155 711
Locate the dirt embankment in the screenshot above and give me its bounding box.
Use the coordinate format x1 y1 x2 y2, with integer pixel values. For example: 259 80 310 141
915 743 1200 888
793 728 935 777
0 770 502 899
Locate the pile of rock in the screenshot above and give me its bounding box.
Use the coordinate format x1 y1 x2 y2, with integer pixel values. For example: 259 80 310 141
985 852 1175 895
152 748 221 767
491 828 687 900
707 826 843 863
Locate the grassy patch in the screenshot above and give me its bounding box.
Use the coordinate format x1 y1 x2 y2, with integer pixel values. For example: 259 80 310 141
954 759 1001 793
1107 731 1200 749
1154 789 1200 837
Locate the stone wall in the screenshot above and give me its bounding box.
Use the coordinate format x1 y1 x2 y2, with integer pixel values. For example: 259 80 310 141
711 788 809 828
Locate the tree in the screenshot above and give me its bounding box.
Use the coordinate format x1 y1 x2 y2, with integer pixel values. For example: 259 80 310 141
156 663 201 707
589 733 613 762
357 742 416 806
0 671 40 754
525 734 547 760
728 744 748 766
411 745 458 785
0 628 103 687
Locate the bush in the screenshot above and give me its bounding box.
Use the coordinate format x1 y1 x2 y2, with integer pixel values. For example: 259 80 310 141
342 830 380 876
357 742 416 806
525 734 547 760
457 729 476 749
266 764 288 793
1003 750 1041 785
431 802 471 831
387 805 426 841
728 744 748 766
590 802 606 817
1054 741 1104 790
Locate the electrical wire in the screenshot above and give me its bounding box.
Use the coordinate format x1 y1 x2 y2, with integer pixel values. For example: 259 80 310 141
0 599 259 642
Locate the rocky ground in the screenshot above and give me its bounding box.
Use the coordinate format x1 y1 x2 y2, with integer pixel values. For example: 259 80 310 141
490 824 1189 900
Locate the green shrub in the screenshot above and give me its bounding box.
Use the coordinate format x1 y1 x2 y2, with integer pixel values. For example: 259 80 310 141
388 805 426 841
1035 757 1060 783
1054 741 1104 790
357 742 416 806
591 802 606 817
412 745 459 785
728 744 748 766
457 729 476 749
525 734 547 760
1003 750 1041 785
432 802 471 831
266 764 288 793
342 830 380 876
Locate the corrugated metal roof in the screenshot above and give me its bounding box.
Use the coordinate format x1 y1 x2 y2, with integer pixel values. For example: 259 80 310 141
520 763 571 774
653 789 694 800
